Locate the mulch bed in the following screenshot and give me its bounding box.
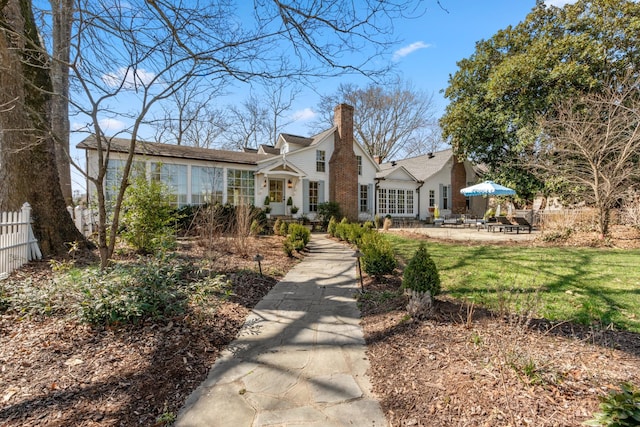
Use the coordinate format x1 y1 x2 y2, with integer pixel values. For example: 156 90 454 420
1 229 639 426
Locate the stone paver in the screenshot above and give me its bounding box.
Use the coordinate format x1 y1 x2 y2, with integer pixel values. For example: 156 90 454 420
175 234 387 427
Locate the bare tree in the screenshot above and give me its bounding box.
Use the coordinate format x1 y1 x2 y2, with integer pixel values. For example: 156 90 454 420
535 74 640 237
4 0 427 266
313 78 439 162
151 83 228 148
0 0 84 255
223 79 301 150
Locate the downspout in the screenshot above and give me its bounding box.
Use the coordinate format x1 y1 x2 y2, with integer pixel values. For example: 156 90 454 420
416 180 425 219
374 177 384 217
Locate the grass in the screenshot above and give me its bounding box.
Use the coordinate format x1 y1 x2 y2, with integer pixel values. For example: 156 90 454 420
385 234 640 333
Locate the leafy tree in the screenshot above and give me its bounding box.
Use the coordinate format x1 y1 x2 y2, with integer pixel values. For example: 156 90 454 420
314 78 440 162
441 0 640 204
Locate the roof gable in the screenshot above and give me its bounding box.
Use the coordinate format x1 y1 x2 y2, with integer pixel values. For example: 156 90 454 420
379 149 454 181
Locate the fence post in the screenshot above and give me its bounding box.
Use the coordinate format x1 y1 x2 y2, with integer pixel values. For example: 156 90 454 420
20 203 31 266
74 206 83 234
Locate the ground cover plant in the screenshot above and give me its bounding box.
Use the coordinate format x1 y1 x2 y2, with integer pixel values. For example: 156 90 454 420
384 233 640 333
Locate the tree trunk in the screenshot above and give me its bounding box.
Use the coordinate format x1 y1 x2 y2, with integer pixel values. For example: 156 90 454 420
50 0 73 206
0 0 85 256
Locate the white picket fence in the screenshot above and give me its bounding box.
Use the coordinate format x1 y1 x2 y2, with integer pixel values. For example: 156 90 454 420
0 203 42 280
68 206 96 237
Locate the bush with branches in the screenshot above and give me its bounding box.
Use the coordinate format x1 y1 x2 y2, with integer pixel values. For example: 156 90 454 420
359 231 397 278
402 243 441 319
121 174 177 254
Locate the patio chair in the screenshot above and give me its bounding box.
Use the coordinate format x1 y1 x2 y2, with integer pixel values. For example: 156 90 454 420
513 216 533 233
488 216 511 232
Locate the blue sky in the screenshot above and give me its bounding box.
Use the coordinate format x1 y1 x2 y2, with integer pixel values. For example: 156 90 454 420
282 0 575 135
70 0 576 194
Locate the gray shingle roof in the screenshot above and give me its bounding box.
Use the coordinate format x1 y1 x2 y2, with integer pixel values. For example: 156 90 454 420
377 149 453 181
77 136 273 165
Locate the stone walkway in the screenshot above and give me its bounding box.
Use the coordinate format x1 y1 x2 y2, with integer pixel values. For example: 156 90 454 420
175 234 387 427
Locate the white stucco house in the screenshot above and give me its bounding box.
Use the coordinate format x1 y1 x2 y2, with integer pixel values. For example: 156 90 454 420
78 104 479 222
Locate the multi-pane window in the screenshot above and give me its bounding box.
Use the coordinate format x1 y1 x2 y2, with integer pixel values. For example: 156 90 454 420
397 190 405 215
309 181 319 212
227 169 255 206
378 188 387 213
316 150 326 172
151 163 188 207
407 191 414 215
105 160 145 202
388 189 397 214
378 189 414 216
191 166 223 205
442 185 449 210
359 185 368 213
357 156 362 175
429 190 435 207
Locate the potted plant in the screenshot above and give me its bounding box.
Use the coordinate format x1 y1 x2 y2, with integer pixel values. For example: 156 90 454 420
263 195 271 217
291 205 299 215
433 205 440 219
286 196 293 215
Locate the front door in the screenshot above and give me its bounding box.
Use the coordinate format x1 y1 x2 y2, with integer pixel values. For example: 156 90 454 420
269 179 285 215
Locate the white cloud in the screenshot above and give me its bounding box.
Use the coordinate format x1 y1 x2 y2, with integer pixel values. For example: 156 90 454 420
98 118 127 132
544 0 575 6
291 107 316 122
101 67 156 89
392 41 431 61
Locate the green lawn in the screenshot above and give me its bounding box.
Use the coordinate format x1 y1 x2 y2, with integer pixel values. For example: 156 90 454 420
385 234 640 333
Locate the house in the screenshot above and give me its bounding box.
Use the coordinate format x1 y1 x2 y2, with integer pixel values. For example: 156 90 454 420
376 150 482 219
78 104 478 221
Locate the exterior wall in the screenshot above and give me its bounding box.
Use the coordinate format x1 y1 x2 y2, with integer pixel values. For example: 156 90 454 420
355 143 378 221
419 163 452 219
329 104 358 221
281 135 335 217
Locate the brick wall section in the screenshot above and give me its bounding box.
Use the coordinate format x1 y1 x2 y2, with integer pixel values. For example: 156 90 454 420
329 104 358 221
451 156 467 214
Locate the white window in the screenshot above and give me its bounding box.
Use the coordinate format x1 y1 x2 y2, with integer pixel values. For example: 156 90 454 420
357 156 362 175
191 166 223 205
151 163 188 207
309 181 319 212
227 169 255 206
316 150 326 172
359 185 368 213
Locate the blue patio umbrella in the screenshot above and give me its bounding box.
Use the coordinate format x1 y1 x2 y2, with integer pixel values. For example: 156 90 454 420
460 180 516 197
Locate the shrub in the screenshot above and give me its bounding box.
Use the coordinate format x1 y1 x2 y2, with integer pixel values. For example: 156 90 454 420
374 215 382 229
288 223 311 246
273 218 283 235
359 232 397 278
250 219 263 236
283 239 294 257
318 201 341 226
279 220 289 236
402 243 441 295
78 256 189 325
121 173 177 254
586 382 640 427
327 216 338 237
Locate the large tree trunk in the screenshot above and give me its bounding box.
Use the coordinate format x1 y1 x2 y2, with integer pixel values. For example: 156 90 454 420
50 0 73 206
0 0 85 256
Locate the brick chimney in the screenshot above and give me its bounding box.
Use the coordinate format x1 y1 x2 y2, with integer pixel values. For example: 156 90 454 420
329 104 358 221
451 156 467 214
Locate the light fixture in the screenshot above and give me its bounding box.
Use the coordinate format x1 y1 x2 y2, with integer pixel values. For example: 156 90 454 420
253 254 264 276
263 179 267 188
287 179 293 188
